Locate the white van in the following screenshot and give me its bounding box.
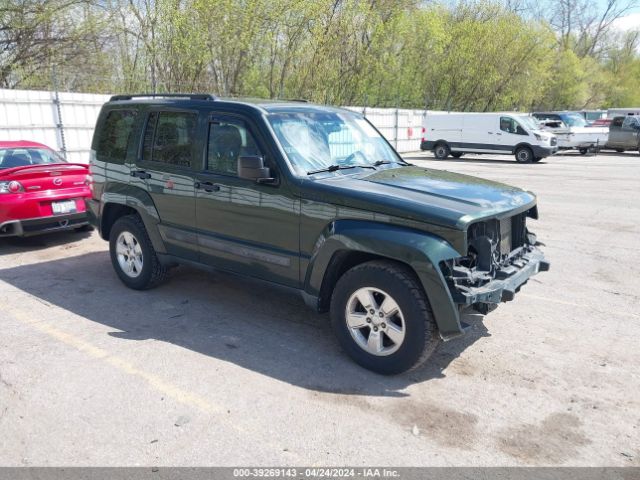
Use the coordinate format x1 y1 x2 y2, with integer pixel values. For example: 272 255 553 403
607 108 640 117
420 112 558 163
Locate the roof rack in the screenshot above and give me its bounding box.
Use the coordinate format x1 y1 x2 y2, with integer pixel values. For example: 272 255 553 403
109 93 217 102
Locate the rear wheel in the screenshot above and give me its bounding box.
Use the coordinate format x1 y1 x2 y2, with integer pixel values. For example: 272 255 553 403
433 143 450 159
616 148 625 153
579 148 588 155
451 152 464 158
515 146 533 163
109 214 168 290
330 260 440 375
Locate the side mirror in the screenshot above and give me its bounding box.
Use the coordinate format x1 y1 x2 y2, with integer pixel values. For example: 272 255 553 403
237 156 276 184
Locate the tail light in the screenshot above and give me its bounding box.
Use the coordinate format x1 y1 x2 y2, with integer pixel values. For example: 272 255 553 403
421 127 426 143
0 180 24 194
85 174 94 192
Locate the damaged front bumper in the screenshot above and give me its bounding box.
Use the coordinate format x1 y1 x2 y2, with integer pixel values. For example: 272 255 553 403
447 246 550 310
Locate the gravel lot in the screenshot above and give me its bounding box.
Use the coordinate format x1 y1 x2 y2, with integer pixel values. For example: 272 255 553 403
0 151 638 467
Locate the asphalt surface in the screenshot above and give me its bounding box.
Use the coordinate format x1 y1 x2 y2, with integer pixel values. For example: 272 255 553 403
0 150 638 466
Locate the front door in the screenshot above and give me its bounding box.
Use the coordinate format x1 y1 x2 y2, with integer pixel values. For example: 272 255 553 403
132 109 200 260
497 116 530 152
608 117 624 147
621 116 640 148
195 113 300 287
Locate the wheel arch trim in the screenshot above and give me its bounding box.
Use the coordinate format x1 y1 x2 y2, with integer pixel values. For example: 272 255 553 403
99 185 166 254
304 220 464 339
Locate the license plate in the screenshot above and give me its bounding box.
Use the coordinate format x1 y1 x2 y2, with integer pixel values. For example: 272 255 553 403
51 200 77 215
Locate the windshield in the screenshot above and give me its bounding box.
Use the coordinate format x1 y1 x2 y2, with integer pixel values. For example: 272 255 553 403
0 147 65 170
559 113 589 128
267 111 401 175
516 115 541 131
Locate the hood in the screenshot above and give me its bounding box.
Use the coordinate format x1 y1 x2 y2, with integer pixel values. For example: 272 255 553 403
306 166 536 229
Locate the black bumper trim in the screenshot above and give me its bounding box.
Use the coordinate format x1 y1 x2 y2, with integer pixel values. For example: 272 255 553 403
451 248 549 305
0 212 89 237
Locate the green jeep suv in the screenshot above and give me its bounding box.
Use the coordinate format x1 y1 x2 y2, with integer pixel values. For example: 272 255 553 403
87 94 549 374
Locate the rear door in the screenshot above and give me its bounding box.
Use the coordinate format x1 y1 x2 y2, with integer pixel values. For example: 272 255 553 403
132 109 200 260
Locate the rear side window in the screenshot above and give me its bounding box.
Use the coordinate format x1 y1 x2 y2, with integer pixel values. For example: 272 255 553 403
141 111 197 167
95 110 138 163
611 117 624 128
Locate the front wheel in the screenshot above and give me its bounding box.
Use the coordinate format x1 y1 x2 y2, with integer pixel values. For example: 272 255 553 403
451 152 464 158
330 260 440 375
579 148 588 155
616 148 625 153
109 214 168 290
515 146 533 163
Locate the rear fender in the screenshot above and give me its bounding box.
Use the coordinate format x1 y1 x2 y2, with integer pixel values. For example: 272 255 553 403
305 220 464 339
100 183 165 253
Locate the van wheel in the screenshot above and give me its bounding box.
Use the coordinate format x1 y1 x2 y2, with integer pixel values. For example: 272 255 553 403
330 260 440 375
515 146 533 163
434 143 450 159
109 214 168 290
615 149 625 153
579 148 588 155
451 152 463 158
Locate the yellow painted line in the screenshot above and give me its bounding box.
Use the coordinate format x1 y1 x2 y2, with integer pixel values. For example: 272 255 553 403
8 304 306 461
10 307 222 414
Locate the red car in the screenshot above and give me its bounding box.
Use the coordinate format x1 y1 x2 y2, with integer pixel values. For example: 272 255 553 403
0 140 91 237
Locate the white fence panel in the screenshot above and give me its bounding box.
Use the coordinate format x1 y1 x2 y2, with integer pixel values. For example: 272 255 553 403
0 89 110 163
0 89 427 165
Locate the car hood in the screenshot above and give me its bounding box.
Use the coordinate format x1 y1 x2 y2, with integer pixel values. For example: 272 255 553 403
305 166 537 229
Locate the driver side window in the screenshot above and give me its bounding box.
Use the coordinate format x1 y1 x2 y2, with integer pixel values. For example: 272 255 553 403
500 117 527 135
207 119 263 176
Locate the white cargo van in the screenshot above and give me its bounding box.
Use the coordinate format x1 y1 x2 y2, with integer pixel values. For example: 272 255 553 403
420 112 558 163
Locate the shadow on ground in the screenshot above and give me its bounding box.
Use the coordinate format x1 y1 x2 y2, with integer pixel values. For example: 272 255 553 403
0 229 93 255
0 251 490 397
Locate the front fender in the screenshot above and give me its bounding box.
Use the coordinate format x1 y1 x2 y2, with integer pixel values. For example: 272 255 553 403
305 220 465 339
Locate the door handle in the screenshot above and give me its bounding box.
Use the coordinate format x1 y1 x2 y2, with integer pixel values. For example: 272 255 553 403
496 132 502 136
195 181 220 192
488 131 493 134
131 170 151 179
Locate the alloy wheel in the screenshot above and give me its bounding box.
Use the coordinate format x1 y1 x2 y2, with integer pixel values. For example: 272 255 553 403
345 287 406 356
116 231 144 278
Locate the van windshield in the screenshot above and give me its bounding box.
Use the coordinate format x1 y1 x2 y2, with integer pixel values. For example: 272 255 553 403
267 111 402 175
516 115 540 131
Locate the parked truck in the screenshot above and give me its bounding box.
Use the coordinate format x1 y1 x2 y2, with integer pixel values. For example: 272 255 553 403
606 116 640 153
532 111 609 155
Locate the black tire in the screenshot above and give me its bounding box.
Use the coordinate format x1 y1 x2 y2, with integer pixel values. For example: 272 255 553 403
616 148 625 153
579 148 588 155
330 260 440 375
433 143 450 159
515 146 533 163
109 214 168 290
451 152 464 158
